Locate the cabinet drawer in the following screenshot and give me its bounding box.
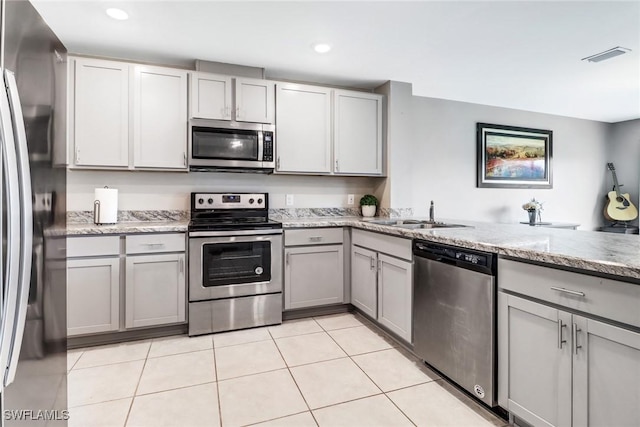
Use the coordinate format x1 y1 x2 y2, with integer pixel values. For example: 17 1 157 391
285 228 343 246
67 236 120 258
499 259 640 329
126 233 185 254
352 229 411 261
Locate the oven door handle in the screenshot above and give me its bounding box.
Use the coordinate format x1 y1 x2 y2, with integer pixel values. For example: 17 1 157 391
189 229 283 238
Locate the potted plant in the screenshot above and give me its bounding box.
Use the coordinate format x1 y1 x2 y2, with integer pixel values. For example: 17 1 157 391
360 194 378 217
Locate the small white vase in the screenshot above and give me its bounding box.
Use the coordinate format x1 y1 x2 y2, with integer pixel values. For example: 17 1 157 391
362 205 376 217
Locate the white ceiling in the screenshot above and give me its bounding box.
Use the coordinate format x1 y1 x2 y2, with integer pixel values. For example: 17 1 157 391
31 0 640 123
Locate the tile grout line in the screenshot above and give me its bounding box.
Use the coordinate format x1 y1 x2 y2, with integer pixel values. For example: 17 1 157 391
212 335 224 427
122 341 152 427
268 328 320 427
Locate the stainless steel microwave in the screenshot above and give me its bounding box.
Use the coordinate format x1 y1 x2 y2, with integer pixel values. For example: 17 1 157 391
189 119 275 173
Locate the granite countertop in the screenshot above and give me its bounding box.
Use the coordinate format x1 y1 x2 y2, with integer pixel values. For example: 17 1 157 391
281 217 640 281
65 220 189 236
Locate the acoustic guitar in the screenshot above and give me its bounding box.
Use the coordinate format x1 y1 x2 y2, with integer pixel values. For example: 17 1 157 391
604 163 638 222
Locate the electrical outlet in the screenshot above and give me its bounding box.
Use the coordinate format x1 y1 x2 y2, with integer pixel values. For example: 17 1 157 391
347 194 355 205
285 194 294 206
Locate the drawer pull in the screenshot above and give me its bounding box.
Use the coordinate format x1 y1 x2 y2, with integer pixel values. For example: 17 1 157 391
142 243 165 248
309 236 323 242
550 286 585 297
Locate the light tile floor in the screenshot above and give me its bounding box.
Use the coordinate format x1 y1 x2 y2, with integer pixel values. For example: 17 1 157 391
68 312 509 427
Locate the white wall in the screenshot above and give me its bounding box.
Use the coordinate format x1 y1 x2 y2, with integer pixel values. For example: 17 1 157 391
67 169 379 211
408 96 610 230
608 119 640 225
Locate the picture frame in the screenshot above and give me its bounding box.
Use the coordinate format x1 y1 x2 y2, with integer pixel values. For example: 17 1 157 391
477 123 553 189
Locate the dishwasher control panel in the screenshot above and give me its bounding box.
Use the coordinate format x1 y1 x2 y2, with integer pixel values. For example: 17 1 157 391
413 240 496 273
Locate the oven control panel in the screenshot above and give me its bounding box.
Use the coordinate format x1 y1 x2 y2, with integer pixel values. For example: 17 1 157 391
193 193 267 210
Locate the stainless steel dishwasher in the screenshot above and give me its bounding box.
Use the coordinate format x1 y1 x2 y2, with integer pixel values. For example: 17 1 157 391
413 240 497 407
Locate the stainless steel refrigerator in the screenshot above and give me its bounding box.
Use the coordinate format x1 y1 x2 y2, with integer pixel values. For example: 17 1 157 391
1 0 67 425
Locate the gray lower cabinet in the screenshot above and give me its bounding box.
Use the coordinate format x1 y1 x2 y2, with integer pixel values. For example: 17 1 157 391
67 257 120 336
498 259 640 427
351 230 412 343
377 254 412 342
283 228 345 310
284 245 344 309
351 246 378 318
125 253 186 328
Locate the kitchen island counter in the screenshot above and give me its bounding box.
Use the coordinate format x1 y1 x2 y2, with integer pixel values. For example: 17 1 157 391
280 217 640 282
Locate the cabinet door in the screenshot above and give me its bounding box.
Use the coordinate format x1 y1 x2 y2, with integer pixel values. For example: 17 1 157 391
573 316 640 427
377 254 412 342
190 72 232 120
73 58 129 167
333 90 382 175
497 293 572 427
125 253 186 328
284 245 344 310
235 78 274 124
133 65 188 169
275 83 332 173
351 246 378 318
67 258 120 336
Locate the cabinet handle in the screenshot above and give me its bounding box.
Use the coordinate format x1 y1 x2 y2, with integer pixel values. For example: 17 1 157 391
369 256 375 270
142 243 165 248
557 320 567 349
75 147 80 164
276 156 280 170
180 257 184 274
309 236 322 242
377 259 381 271
550 287 585 297
183 152 187 166
572 323 582 354
335 159 340 172
286 252 290 266
236 106 240 119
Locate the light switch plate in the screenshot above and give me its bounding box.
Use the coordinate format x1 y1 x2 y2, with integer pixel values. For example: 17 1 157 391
347 194 355 205
285 194 294 206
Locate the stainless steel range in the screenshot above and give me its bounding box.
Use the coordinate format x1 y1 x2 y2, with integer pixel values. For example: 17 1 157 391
188 192 283 336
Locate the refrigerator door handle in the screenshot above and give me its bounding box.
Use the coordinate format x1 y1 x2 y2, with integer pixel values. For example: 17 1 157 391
0 76 22 385
4 70 33 386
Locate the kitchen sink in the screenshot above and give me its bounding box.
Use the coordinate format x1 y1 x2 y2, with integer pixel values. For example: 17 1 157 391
363 219 470 229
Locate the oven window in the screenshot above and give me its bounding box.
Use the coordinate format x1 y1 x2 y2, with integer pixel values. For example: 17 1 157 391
192 127 259 161
202 241 271 287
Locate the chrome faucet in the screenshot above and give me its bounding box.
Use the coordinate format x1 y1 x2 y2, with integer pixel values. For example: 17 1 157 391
429 200 434 222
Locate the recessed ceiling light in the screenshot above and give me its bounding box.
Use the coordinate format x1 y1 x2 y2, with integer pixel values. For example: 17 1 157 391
582 46 631 63
313 43 331 54
106 8 129 20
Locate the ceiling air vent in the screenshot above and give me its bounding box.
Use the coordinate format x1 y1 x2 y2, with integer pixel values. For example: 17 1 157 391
582 46 631 63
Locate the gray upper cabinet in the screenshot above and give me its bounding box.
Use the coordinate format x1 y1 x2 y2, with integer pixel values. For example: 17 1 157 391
133 65 188 169
333 90 383 175
190 72 274 124
72 57 129 168
275 83 332 173
190 72 232 120
235 77 275 124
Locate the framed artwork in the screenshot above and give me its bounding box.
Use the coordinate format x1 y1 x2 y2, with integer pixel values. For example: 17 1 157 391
477 123 553 188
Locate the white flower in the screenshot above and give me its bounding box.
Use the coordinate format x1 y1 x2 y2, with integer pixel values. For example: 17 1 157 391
522 198 543 211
